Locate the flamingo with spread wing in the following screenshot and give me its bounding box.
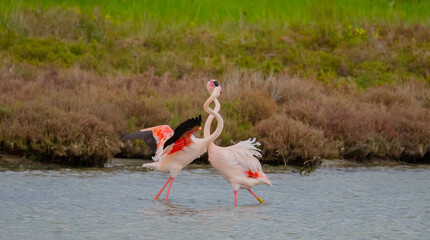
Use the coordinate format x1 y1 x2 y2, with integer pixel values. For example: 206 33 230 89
204 80 271 206
121 85 224 201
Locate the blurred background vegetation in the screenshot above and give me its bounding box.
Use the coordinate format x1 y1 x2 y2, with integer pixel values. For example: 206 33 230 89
0 0 429 166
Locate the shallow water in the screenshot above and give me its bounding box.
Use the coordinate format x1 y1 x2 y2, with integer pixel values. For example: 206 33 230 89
1 161 430 239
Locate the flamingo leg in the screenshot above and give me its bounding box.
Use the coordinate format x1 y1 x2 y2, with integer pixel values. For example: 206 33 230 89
164 177 175 201
234 191 238 206
153 177 172 200
247 189 264 203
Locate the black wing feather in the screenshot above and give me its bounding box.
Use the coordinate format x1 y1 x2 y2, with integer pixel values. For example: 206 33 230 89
120 130 157 152
163 115 202 149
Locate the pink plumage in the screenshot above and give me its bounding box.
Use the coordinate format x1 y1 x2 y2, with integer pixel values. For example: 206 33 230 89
121 87 223 201
204 80 271 206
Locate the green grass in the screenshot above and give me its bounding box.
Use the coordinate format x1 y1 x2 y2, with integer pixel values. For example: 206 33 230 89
1 13 429 87
2 0 430 30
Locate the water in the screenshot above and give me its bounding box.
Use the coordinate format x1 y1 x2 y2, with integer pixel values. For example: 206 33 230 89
1 160 430 240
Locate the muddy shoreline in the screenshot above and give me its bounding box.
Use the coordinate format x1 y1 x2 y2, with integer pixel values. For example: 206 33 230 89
2 153 427 170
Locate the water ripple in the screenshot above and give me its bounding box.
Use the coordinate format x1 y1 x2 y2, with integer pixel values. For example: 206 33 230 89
1 164 430 239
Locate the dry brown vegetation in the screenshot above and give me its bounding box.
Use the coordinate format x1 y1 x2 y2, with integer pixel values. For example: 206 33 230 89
1 4 430 166
245 73 430 164
1 63 429 166
0 63 207 166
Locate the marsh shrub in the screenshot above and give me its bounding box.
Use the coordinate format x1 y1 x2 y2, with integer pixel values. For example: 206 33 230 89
215 76 278 144
1 64 430 165
284 81 430 162
0 103 119 166
253 115 338 165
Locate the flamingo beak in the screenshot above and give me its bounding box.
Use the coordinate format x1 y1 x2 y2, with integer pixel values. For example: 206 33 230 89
212 80 222 94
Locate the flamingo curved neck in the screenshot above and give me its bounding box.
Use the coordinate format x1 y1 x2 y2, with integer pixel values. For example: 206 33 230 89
203 91 223 142
204 98 221 138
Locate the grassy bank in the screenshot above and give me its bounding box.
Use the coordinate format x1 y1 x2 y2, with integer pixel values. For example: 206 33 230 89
1 1 429 166
3 0 430 26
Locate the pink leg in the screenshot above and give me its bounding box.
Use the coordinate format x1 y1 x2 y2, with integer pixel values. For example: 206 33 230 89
247 189 264 203
234 191 238 206
164 177 175 201
154 177 172 200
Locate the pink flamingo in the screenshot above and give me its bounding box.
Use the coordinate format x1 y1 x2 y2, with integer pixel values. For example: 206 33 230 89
204 80 271 206
121 85 224 201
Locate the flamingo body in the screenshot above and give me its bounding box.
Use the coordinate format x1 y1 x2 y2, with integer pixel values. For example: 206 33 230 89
204 80 271 205
207 140 271 191
121 87 223 201
143 136 209 177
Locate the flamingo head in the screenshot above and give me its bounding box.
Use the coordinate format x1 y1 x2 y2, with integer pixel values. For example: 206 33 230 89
206 79 222 95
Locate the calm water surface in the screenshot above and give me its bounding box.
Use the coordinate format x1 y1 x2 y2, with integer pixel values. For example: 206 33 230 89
1 160 430 239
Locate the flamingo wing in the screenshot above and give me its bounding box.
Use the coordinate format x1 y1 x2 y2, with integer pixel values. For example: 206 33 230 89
164 115 202 155
120 130 158 152
151 115 202 161
121 125 174 157
225 138 264 178
121 115 201 161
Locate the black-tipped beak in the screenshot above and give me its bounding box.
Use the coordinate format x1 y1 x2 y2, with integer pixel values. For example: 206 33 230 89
214 81 219 87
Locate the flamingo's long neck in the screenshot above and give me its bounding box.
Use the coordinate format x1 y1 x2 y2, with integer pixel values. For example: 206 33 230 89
203 90 223 143
204 98 220 138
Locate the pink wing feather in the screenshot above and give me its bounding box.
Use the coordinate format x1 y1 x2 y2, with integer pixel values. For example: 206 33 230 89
147 125 174 161
225 138 270 181
121 116 202 162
